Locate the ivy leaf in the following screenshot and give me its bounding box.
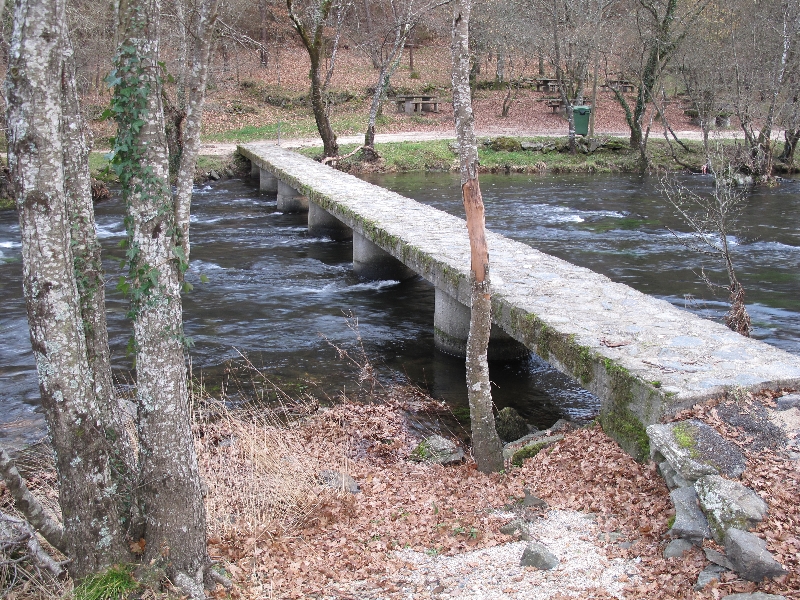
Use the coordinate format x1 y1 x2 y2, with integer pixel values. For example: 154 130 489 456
200 274 210 284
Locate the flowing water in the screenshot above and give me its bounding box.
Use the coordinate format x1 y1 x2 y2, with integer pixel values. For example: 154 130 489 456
1 172 798 448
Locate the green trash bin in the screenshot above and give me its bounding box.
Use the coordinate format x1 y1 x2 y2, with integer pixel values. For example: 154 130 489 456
574 105 591 136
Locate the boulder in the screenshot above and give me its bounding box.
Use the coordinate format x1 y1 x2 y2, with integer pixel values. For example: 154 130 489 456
725 528 787 582
410 435 464 465
659 460 691 490
776 393 800 411
663 538 694 559
523 488 548 508
647 420 745 483
705 547 734 570
521 142 544 151
506 435 564 466
495 407 529 442
669 486 712 544
695 475 768 543
318 470 360 494
520 541 559 570
499 519 525 535
694 564 728 591
208 169 221 180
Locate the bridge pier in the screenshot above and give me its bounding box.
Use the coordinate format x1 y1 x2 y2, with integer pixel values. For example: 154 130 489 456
277 180 308 212
309 202 352 240
434 288 528 360
353 232 416 281
260 168 278 194
250 160 260 179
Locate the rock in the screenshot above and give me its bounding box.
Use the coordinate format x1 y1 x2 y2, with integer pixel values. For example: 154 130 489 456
549 419 574 433
659 460 691 489
669 486 712 544
731 173 754 187
695 475 768 542
694 564 728 590
520 542 559 570
490 136 523 152
318 470 360 494
647 420 746 483
705 547 735 570
663 538 694 559
725 528 787 582
776 393 800 411
495 407 529 442
721 594 787 600
410 435 464 465
521 142 543 151
506 435 564 466
523 488 548 508
499 519 525 535
208 170 221 180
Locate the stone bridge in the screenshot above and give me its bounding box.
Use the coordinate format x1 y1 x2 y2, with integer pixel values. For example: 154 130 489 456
237 142 800 459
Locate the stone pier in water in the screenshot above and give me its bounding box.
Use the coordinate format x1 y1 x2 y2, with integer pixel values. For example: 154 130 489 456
238 142 800 458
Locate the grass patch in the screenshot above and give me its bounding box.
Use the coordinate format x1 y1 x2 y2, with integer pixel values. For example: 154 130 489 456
295 137 711 175
73 565 139 600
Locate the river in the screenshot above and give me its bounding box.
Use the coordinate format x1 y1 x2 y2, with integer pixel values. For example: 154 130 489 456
1 172 798 448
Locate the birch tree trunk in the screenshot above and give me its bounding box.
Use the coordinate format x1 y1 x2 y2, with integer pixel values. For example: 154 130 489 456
175 0 220 262
451 0 504 474
5 0 129 577
113 0 208 585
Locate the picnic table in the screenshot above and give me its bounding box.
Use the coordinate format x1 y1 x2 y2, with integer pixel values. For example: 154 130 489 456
393 95 441 114
605 79 635 93
535 78 559 92
544 98 591 113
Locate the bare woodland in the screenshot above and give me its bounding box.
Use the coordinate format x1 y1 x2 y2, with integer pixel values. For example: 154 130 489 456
1 0 800 597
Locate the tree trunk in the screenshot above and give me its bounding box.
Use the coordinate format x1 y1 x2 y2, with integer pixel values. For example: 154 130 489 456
259 0 269 67
288 0 339 159
114 0 208 584
175 0 220 262
451 0 504 474
782 128 800 163
310 47 339 158
6 0 129 577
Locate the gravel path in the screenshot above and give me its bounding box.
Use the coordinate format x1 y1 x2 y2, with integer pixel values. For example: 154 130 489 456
199 128 767 156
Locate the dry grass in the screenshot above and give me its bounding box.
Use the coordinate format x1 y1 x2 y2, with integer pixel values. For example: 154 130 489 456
195 396 351 543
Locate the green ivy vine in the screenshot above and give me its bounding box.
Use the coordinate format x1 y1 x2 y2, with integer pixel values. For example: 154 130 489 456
103 28 192 348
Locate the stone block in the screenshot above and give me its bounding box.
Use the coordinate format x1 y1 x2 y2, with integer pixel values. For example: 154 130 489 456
696 475 768 543
520 541 559 570
725 528 787 582
669 486 711 544
647 420 745 483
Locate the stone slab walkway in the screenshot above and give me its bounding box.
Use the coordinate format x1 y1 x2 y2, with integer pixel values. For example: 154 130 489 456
238 142 800 457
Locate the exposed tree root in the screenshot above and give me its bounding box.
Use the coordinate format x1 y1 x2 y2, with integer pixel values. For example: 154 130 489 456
725 283 751 337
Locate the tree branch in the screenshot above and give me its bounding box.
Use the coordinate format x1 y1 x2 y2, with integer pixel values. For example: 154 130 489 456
0 446 64 553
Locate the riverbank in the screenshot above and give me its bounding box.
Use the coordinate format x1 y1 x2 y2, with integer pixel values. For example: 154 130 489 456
2 382 798 599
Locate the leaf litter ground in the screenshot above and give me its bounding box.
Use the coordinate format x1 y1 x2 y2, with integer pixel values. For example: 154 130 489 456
196 385 799 600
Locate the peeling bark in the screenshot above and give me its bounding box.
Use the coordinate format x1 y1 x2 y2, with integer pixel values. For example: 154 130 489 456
175 0 220 262
5 0 130 577
451 0 503 474
116 0 208 582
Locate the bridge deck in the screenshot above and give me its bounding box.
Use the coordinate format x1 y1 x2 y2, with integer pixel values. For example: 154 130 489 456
238 142 800 457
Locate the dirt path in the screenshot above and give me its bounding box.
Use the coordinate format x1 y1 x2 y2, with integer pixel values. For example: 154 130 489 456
200 128 756 156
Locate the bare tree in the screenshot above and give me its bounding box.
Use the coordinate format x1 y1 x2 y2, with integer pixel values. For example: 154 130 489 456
361 0 448 154
287 0 351 158
451 0 504 473
610 0 708 165
661 156 751 336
